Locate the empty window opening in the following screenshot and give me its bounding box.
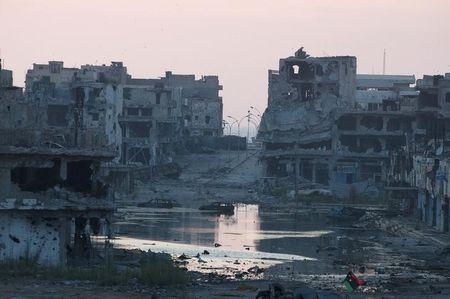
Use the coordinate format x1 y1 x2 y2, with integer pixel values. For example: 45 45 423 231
340 135 358 151
128 122 151 138
418 91 439 108
289 61 314 80
360 138 382 153
66 160 93 193
123 88 131 100
360 116 383 130
300 160 313 180
11 163 60 192
315 163 329 185
205 116 211 124
127 108 139 116
387 118 400 131
337 116 357 130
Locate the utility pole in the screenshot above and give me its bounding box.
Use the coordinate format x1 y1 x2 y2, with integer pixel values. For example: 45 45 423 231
246 110 250 157
383 49 386 75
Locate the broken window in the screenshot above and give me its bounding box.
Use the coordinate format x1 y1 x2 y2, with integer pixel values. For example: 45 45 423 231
47 105 69 126
368 103 379 111
297 83 314 101
128 122 151 138
315 163 329 185
66 160 93 193
123 87 131 100
387 118 400 131
289 61 314 81
127 108 139 116
315 65 323 77
337 116 356 130
11 163 60 192
360 116 383 131
418 91 439 108
300 160 313 180
340 135 357 151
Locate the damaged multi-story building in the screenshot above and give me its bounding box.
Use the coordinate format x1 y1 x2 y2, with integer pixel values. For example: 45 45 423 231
25 61 126 154
388 73 450 232
0 62 114 266
24 61 223 170
120 71 223 167
258 48 419 198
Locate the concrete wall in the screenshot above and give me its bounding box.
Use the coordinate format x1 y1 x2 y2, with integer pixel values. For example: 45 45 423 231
0 212 68 266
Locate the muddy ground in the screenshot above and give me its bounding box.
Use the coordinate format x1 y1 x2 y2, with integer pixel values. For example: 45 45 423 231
3 151 450 298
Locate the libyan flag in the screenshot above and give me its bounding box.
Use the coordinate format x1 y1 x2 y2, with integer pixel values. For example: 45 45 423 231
343 271 365 292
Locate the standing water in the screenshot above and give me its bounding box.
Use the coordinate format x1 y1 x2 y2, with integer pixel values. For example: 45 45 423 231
114 204 335 275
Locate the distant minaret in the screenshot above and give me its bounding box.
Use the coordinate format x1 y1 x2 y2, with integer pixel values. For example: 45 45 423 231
383 49 386 75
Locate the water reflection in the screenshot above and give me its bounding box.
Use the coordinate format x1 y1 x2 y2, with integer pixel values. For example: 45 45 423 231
116 204 332 260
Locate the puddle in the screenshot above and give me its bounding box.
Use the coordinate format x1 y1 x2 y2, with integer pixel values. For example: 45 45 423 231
114 204 333 274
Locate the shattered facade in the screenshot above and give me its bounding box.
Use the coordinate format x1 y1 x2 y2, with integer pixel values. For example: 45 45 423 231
164 71 223 138
388 73 450 231
356 74 417 111
258 48 422 198
0 65 114 266
25 61 126 155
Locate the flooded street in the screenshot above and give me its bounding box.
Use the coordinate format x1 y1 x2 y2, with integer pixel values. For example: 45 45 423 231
114 204 336 275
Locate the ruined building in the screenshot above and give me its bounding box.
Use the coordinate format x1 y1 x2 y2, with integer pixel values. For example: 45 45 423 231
388 73 450 232
356 74 417 111
0 63 114 266
258 48 420 198
24 62 223 170
164 71 223 138
25 61 126 155
120 71 223 166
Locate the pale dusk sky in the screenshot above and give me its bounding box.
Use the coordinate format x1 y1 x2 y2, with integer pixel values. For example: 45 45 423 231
1 0 449 134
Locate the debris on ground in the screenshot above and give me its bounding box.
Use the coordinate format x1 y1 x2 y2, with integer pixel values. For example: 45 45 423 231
178 253 190 260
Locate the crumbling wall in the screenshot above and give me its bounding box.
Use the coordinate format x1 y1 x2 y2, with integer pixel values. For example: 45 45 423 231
259 48 356 144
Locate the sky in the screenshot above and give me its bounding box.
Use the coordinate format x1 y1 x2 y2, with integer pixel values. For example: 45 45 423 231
1 0 449 136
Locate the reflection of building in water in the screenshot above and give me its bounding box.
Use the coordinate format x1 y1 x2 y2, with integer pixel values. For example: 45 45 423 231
215 204 260 251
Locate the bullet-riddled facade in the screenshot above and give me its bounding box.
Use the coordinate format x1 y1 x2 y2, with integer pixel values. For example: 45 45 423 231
258 48 420 198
